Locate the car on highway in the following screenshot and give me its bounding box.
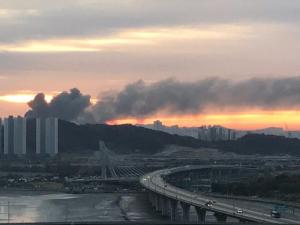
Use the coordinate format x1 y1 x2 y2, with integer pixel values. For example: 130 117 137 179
205 201 213 207
235 208 243 214
271 210 281 218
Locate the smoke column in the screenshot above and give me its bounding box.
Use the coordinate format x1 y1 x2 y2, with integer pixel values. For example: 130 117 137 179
25 76 300 123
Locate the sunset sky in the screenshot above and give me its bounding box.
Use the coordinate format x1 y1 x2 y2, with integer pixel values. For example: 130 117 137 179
1 0 300 130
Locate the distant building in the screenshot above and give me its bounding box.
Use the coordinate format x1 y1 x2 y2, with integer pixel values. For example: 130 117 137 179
37 117 58 156
4 116 14 155
45 118 58 156
3 116 27 155
208 126 217 141
153 120 164 131
141 121 238 141
231 130 237 140
197 125 237 142
218 126 225 140
198 126 208 141
36 118 46 154
0 118 3 154
13 116 26 155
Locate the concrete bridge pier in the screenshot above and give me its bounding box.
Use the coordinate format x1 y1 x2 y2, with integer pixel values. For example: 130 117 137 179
195 206 206 223
154 194 161 212
161 197 169 216
170 199 178 221
239 218 248 223
180 202 191 222
214 212 227 222
149 192 156 208
148 192 151 206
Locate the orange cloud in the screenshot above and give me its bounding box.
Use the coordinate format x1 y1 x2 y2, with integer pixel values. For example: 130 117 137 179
0 94 53 104
0 92 98 104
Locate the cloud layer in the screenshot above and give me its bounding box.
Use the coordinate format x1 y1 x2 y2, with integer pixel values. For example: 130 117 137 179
1 0 300 44
25 76 300 123
2 0 300 97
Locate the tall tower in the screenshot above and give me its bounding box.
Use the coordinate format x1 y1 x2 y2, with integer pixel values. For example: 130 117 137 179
4 116 14 155
0 118 3 154
45 118 58 156
13 116 26 155
36 118 46 154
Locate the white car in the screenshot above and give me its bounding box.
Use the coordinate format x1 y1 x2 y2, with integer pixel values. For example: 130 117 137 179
236 208 243 214
205 201 213 207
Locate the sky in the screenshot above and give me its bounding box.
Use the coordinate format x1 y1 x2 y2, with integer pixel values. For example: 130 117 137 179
1 0 300 129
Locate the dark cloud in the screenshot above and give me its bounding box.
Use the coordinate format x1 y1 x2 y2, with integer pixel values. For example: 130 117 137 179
25 88 91 121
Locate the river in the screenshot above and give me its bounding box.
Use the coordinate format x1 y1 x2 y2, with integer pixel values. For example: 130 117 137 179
0 191 237 223
0 191 163 223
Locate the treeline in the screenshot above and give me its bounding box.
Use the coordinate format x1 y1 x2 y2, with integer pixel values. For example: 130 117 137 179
214 134 300 156
212 173 300 201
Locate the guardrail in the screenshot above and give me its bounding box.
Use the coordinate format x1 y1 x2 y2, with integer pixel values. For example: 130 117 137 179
206 193 300 210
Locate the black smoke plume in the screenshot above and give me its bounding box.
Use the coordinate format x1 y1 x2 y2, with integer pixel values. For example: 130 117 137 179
25 88 91 121
25 76 300 123
90 77 300 122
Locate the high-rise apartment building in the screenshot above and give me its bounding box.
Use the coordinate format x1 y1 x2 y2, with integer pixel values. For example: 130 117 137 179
13 116 26 155
153 120 164 131
3 116 26 155
0 116 58 158
4 116 14 155
36 118 46 154
0 118 3 154
36 117 58 156
45 118 58 156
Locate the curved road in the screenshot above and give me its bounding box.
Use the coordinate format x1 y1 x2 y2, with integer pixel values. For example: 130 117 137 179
140 165 300 224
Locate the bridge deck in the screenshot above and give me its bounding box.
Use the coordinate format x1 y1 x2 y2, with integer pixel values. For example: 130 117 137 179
140 165 300 224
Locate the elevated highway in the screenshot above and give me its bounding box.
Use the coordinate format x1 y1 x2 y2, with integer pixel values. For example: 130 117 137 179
140 165 300 223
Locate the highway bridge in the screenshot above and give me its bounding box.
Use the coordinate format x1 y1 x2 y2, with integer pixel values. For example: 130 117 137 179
140 165 300 224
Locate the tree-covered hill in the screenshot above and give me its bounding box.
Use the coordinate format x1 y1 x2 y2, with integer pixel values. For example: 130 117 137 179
58 120 205 154
215 133 300 156
25 119 300 156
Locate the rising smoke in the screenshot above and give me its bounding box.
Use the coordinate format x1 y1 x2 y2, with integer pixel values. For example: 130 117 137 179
25 88 91 121
25 76 300 123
